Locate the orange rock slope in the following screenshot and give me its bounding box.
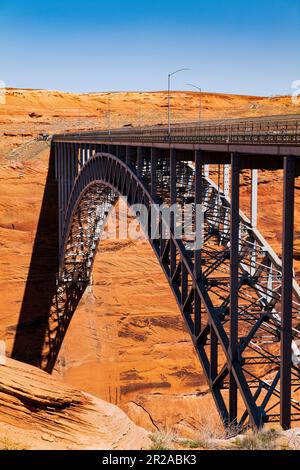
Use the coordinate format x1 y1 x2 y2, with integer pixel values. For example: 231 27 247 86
0 358 150 450
0 88 300 439
1 87 299 161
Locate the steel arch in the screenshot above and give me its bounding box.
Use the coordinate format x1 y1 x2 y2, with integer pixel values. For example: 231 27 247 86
58 151 265 429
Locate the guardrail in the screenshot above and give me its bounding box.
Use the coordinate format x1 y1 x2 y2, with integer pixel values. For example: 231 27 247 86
53 116 300 145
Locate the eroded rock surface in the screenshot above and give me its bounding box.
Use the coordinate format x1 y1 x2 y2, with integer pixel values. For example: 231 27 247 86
0 358 150 450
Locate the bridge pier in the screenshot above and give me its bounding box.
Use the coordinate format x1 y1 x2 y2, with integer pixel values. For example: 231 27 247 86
62 143 68 250
57 143 63 255
251 169 258 227
194 150 202 336
281 156 296 429
229 152 240 424
223 164 230 196
150 148 159 198
170 148 177 277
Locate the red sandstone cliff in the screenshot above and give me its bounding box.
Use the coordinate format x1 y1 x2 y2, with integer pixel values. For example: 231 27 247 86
0 89 300 442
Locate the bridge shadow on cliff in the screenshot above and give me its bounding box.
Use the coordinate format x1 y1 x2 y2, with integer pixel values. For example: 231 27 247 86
11 147 85 372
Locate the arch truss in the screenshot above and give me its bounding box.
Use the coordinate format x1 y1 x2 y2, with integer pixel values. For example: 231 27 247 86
52 135 300 431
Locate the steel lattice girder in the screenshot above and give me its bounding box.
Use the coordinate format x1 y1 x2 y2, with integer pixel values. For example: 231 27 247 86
54 142 300 430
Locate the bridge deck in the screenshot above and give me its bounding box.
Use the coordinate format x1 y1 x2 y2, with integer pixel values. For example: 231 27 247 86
52 115 300 157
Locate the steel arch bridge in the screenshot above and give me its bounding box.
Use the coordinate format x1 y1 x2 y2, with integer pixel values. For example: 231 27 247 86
51 115 300 431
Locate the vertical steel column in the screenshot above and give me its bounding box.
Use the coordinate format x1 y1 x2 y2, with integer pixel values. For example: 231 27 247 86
223 164 230 197
137 147 143 178
251 169 258 227
69 144 74 194
81 144 85 166
159 211 165 258
125 146 131 196
81 144 84 169
62 142 67 219
54 142 58 180
74 143 79 179
250 169 258 277
126 146 136 168
118 145 126 161
67 143 71 204
79 145 83 170
149 148 157 252
69 143 75 197
125 146 130 166
229 152 240 424
60 142 66 258
73 143 78 182
170 148 177 277
64 142 69 207
194 150 202 337
280 155 295 429
150 148 158 198
82 144 85 166
58 143 62 256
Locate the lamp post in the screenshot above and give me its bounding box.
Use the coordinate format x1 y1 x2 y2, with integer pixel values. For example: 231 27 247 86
168 68 190 136
186 83 202 124
138 101 142 128
106 93 111 136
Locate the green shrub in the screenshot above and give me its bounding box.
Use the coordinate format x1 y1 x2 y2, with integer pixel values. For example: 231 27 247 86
178 438 201 449
149 431 173 450
233 429 279 450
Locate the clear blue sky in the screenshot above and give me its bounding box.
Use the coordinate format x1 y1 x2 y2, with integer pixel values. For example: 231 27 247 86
0 0 299 95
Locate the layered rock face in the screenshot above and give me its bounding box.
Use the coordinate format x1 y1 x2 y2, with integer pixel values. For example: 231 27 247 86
1 89 300 440
0 358 150 449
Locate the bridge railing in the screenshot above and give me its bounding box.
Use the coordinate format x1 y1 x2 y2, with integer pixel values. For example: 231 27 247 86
53 116 300 145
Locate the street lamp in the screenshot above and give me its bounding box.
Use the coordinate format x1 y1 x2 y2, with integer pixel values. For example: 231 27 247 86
106 93 111 136
186 83 202 124
78 107 81 136
138 100 142 128
168 68 190 135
